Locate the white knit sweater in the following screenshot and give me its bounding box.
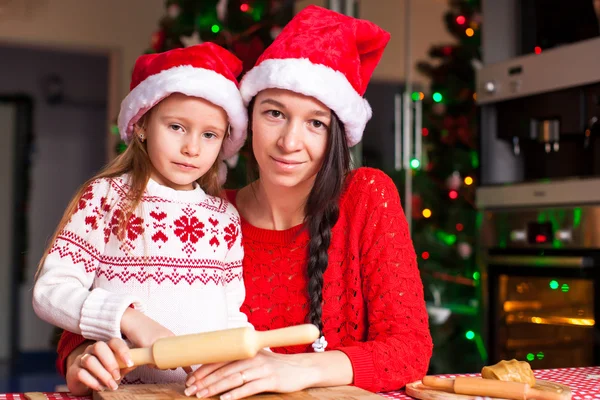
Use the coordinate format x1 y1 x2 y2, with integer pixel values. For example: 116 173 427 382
33 175 248 383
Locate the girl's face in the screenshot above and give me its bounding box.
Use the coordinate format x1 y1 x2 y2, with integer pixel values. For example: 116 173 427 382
141 93 227 191
251 89 330 190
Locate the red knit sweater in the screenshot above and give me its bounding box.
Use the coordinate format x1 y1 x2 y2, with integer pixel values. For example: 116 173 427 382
56 167 432 392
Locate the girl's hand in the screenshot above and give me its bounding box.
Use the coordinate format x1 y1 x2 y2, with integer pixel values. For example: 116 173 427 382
120 307 175 349
183 349 323 399
66 338 135 395
119 308 193 373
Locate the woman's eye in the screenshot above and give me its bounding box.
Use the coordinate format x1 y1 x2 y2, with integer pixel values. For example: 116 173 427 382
311 120 327 129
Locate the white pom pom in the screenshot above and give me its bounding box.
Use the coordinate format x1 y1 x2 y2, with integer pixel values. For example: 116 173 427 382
312 336 328 352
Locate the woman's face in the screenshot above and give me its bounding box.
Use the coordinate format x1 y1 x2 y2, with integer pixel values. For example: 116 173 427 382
251 88 331 190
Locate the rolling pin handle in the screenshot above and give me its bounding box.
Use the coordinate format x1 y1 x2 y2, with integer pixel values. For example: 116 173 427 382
422 376 455 391
117 347 154 369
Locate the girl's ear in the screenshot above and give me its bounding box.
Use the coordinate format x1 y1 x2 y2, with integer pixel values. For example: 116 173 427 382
132 121 147 143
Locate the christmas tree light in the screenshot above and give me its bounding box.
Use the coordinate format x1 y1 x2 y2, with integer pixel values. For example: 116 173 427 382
395 0 481 374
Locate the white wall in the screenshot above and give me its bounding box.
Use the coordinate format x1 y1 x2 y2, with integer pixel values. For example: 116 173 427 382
296 0 455 87
0 0 164 100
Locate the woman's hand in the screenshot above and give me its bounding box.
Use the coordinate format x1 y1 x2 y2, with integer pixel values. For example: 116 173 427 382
183 349 353 399
120 307 175 349
65 338 135 395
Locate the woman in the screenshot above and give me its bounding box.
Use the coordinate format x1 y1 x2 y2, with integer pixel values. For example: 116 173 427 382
56 6 433 399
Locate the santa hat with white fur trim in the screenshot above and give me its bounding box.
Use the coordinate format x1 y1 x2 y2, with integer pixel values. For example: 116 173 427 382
118 42 247 165
239 5 390 147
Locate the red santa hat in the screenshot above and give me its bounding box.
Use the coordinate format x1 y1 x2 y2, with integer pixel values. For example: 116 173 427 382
118 42 247 161
239 5 390 147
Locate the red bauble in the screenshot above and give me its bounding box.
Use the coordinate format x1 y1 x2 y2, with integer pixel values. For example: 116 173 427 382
412 195 423 220
151 30 166 52
233 36 265 74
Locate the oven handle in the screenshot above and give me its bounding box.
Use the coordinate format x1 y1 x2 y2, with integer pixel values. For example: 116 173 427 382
487 255 594 268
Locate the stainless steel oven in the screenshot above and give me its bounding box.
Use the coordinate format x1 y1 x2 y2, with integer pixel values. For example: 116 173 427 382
480 205 600 369
477 0 600 188
477 0 600 370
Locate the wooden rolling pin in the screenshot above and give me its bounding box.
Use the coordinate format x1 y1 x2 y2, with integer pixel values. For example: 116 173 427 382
118 324 319 370
422 376 568 400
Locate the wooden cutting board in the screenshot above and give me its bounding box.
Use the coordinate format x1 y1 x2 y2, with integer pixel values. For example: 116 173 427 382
406 379 571 400
92 383 384 399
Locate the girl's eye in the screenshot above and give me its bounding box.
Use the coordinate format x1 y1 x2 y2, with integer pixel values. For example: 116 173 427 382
203 132 217 139
267 110 283 118
170 124 183 132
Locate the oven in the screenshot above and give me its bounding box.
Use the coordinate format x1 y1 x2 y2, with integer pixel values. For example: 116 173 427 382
480 206 600 369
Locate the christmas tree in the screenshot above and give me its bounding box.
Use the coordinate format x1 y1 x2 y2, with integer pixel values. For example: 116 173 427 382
112 0 295 188
411 0 484 374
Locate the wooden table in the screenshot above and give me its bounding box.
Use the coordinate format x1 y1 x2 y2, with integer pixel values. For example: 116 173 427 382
1 366 599 400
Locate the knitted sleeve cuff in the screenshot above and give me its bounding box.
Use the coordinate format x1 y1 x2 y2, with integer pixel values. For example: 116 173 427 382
79 287 144 341
336 346 376 390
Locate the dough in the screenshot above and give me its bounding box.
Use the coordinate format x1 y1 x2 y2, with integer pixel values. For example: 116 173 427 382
481 359 536 386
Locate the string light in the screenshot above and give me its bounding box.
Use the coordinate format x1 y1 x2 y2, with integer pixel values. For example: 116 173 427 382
240 3 249 12
422 128 429 137
211 24 220 33
456 223 464 231
549 280 559 290
465 331 475 340
423 209 432 218
464 176 474 185
534 46 542 54
410 158 421 169
527 353 535 361
419 92 425 100
449 190 458 199
456 15 466 25
473 271 480 280
422 252 430 260
465 28 474 37
473 92 477 101
433 92 443 102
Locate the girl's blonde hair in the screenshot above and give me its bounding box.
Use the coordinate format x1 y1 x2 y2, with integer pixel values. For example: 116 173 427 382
35 107 223 279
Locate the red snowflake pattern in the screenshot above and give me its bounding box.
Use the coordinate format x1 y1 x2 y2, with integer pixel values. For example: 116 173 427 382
76 185 94 212
223 223 239 250
174 215 205 244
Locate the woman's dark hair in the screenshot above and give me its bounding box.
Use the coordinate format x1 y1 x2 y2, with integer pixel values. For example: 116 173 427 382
247 98 351 335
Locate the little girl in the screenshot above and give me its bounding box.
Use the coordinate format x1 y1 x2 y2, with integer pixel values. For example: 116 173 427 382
32 43 249 390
